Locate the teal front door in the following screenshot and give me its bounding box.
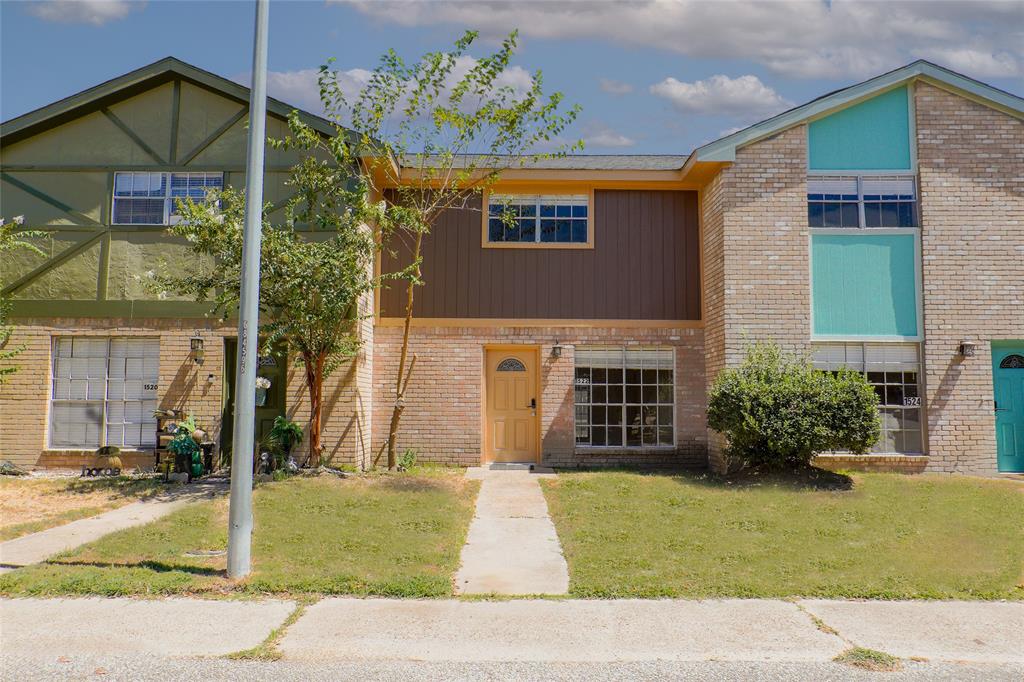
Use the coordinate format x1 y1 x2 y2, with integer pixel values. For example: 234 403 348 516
993 343 1024 472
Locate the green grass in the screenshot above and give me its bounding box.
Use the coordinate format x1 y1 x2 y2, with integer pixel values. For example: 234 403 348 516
0 471 479 598
834 647 902 672
542 469 1024 600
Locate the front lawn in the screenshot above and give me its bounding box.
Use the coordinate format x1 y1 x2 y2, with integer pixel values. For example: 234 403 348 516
0 475 164 542
542 470 1024 600
0 470 478 598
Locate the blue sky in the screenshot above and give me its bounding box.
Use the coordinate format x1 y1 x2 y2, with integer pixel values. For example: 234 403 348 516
2 1 1022 154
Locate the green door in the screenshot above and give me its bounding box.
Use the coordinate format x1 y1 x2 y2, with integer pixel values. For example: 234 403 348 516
221 339 287 460
993 343 1024 472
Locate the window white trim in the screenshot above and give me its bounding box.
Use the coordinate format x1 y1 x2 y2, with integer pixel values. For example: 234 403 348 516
482 189 595 249
812 341 926 455
573 346 676 450
808 173 918 230
111 171 223 226
49 337 160 451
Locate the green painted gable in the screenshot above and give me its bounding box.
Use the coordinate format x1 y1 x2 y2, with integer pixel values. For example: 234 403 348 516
812 233 919 338
808 86 912 171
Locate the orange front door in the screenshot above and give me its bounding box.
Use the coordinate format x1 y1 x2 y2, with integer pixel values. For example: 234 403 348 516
485 348 539 463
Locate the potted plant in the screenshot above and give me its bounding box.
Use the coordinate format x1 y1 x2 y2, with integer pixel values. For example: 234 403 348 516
255 376 271 406
269 416 303 467
167 414 203 479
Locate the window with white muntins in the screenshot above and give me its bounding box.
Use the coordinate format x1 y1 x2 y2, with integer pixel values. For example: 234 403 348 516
487 194 589 244
112 171 223 225
574 347 675 448
812 342 924 454
50 337 160 449
808 175 917 229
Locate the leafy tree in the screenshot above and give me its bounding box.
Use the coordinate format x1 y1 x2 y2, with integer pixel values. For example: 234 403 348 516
158 128 377 468
310 29 582 467
0 216 45 385
708 342 880 470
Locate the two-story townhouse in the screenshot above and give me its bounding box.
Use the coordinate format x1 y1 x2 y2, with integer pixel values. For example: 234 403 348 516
2 58 1022 475
0 58 375 470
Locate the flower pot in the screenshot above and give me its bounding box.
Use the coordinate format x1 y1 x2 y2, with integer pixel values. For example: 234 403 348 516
255 387 268 406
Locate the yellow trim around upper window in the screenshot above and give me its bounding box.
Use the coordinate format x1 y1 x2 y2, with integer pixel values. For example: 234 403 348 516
481 188 596 250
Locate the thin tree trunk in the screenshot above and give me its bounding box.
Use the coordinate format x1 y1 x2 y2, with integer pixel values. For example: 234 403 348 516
304 350 325 468
385 230 423 469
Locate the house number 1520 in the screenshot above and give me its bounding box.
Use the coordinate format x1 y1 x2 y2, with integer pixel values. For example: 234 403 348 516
144 384 158 391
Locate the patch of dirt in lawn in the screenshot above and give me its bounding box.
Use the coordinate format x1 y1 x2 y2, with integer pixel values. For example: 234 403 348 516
0 476 162 541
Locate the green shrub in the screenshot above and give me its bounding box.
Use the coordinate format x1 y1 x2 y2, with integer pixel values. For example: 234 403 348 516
707 342 880 469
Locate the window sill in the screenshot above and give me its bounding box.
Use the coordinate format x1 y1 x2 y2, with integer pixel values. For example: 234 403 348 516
483 241 594 250
575 445 677 456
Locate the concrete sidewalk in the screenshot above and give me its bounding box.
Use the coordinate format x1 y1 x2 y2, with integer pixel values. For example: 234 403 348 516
0 481 225 572
1 597 295 657
1 596 1021 669
454 467 569 595
279 598 1024 665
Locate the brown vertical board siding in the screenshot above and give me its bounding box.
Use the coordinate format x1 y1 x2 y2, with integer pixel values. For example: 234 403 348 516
379 190 700 320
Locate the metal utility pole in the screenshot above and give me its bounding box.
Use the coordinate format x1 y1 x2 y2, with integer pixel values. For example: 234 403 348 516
227 0 270 579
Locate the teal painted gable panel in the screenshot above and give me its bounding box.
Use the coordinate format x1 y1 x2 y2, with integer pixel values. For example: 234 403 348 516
812 233 918 337
808 86 912 170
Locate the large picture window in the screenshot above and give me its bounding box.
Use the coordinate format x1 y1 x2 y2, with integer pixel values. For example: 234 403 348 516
112 171 223 225
50 337 160 449
808 175 917 229
574 347 674 448
812 342 923 454
487 194 589 245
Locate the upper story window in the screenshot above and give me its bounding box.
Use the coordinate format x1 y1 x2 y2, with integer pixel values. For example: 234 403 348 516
486 193 590 246
113 171 223 225
808 175 917 229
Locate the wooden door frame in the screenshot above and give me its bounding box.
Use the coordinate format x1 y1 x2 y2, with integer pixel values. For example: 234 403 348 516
482 344 542 464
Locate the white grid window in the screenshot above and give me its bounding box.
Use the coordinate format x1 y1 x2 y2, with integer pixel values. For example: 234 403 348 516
488 194 589 243
574 347 674 448
112 172 223 225
50 337 160 449
812 342 924 454
808 175 917 228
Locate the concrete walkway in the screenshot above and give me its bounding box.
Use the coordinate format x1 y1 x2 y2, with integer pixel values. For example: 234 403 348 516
454 466 569 595
0 481 225 572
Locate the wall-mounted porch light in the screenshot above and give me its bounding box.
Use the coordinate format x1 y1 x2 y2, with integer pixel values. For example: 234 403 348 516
190 336 205 365
551 341 566 359
957 340 976 358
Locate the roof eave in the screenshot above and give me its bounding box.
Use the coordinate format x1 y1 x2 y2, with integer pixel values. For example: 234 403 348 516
1 56 340 146
694 60 1024 164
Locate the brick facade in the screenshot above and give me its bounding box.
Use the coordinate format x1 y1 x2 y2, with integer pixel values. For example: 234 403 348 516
371 324 707 468
0 315 372 471
915 82 1024 473
701 125 811 471
700 85 1022 475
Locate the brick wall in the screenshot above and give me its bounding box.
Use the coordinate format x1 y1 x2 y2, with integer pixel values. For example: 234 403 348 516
371 324 707 468
701 125 811 471
0 317 229 469
0 315 371 470
915 81 1024 473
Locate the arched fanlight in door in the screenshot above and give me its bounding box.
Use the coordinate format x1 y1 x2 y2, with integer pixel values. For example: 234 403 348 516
496 358 527 372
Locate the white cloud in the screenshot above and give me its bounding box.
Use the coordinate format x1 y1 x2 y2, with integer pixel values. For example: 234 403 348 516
650 74 791 120
581 121 635 149
340 0 1024 80
912 48 1020 79
26 0 143 26
599 78 634 96
254 56 534 120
